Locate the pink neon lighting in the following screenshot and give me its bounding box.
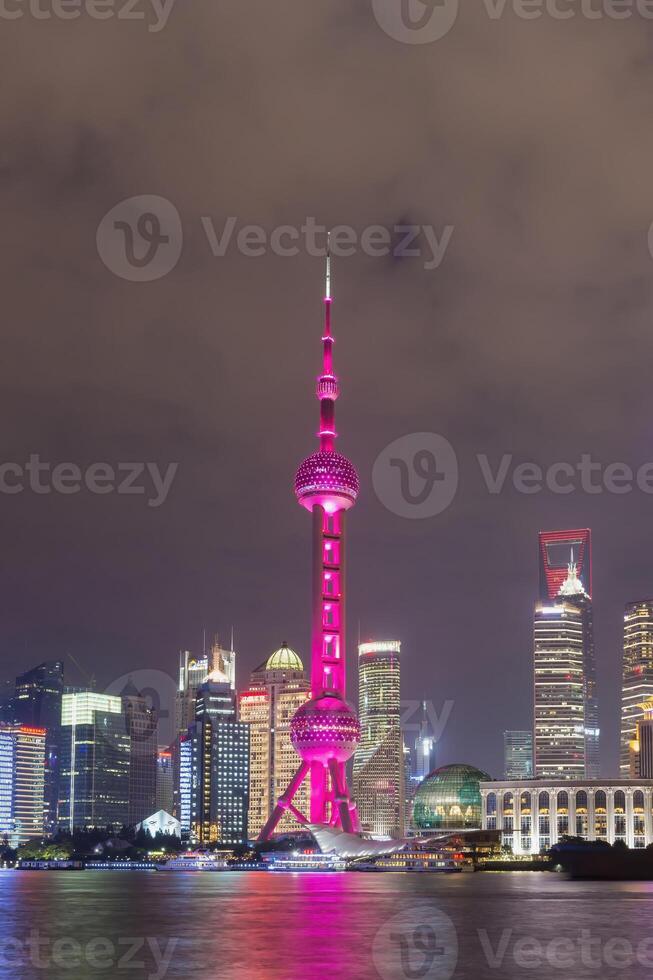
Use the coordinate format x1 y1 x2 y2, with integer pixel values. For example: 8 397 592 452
258 241 361 840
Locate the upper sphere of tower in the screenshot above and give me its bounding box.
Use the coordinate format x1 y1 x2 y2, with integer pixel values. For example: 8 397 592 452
295 451 360 512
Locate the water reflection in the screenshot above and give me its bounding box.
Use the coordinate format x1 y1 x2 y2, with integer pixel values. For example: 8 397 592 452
0 871 652 980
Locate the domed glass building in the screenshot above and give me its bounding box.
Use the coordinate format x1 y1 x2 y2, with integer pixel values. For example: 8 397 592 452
412 764 491 832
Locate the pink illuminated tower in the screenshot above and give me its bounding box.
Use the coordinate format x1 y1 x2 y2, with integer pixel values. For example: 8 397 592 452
259 240 361 838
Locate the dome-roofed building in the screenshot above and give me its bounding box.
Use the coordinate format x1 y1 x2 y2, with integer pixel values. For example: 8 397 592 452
412 763 492 832
265 643 304 673
239 643 310 837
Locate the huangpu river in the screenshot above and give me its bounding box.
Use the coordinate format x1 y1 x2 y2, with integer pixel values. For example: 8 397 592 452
1 870 653 979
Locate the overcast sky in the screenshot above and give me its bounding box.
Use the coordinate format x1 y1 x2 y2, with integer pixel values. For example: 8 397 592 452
2 2 653 775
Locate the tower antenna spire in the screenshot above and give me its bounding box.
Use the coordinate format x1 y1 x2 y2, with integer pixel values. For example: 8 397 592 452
318 231 338 451
325 231 331 303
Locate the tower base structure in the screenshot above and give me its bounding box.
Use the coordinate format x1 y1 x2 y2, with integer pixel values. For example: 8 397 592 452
259 758 360 839
258 691 361 840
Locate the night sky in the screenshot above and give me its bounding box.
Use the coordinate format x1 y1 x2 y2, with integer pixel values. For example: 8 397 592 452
2 3 653 778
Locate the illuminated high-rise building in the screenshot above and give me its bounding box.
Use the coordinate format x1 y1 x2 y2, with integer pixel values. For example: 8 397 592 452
239 644 310 836
260 244 361 839
173 649 211 820
176 639 237 738
539 528 592 601
187 676 249 845
353 640 404 837
0 680 17 725
636 703 653 779
176 651 211 737
156 748 174 814
58 692 130 830
14 661 64 832
504 731 533 780
620 600 653 777
209 636 237 691
0 724 46 846
178 735 192 838
408 700 437 789
123 687 157 826
0 730 12 841
534 592 589 780
534 530 598 779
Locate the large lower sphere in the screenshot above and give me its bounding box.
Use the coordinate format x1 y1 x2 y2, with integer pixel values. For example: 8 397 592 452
291 693 360 764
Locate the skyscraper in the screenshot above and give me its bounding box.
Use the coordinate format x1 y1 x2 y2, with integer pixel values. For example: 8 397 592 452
503 730 533 779
58 692 130 830
534 530 598 779
173 648 211 820
409 701 437 788
0 729 12 842
14 661 64 832
635 702 653 779
620 600 653 777
178 735 192 839
0 724 46 846
353 640 404 837
539 528 592 601
210 637 237 691
187 677 249 845
260 245 361 839
238 644 310 836
156 748 174 814
0 680 17 725
123 687 158 826
176 651 212 738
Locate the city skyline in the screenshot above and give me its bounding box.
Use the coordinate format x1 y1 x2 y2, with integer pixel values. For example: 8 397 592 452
0 259 651 848
2 421 650 782
3 536 652 782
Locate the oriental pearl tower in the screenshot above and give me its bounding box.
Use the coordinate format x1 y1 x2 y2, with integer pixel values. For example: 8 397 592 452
259 239 361 839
